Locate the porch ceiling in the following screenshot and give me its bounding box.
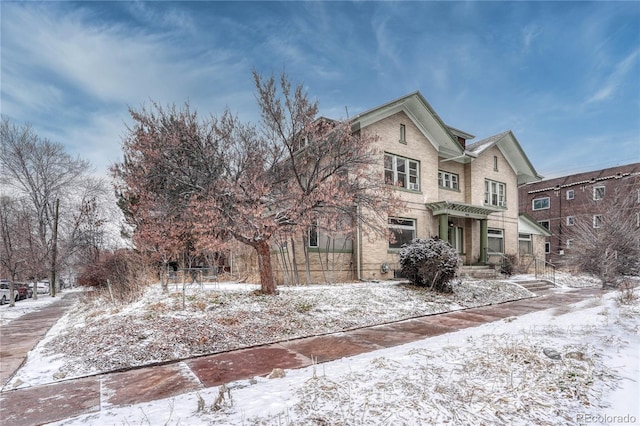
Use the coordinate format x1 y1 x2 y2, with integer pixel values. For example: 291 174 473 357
426 201 502 219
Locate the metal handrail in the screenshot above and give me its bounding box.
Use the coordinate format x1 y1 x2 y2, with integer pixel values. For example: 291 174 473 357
534 258 556 286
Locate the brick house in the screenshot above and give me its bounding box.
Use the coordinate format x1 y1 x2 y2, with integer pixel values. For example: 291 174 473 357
270 92 549 283
518 163 640 265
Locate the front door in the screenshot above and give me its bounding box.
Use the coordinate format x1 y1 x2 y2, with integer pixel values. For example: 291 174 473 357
448 226 464 254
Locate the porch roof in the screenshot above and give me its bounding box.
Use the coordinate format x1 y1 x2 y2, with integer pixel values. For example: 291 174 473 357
426 201 502 219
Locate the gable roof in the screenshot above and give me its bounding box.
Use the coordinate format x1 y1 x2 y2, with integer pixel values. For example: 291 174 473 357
467 130 543 185
519 213 552 237
350 91 465 158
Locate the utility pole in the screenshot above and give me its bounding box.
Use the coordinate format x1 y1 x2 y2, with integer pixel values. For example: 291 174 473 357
50 198 59 297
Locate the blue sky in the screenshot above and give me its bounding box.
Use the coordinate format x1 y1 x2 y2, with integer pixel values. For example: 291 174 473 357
1 1 639 179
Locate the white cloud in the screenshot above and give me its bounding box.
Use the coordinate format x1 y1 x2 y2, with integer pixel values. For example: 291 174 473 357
585 48 640 104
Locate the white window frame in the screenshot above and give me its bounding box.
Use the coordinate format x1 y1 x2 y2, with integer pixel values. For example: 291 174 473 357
484 179 506 207
518 233 532 255
538 220 550 230
385 153 419 191
388 217 416 249
532 197 550 211
566 239 574 248
438 170 459 190
487 228 504 254
308 220 319 248
399 124 406 143
593 186 605 200
593 214 603 228
566 216 575 226
566 189 574 200
545 242 551 254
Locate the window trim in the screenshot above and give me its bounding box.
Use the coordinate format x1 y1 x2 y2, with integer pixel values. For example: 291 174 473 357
593 214 603 228
518 233 533 255
545 242 551 254
399 124 406 144
566 216 575 226
308 220 319 248
593 186 605 200
566 189 575 200
438 170 459 191
538 220 550 230
484 179 507 208
532 197 550 211
388 217 416 250
384 153 420 191
487 228 504 254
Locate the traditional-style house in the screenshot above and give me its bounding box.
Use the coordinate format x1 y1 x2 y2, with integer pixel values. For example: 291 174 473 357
271 92 547 283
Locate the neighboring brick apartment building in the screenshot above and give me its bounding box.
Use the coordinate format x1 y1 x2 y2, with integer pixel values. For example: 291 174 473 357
266 92 550 283
518 162 640 265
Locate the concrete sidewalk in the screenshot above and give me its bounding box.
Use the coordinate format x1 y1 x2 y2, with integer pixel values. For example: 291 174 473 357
0 287 605 426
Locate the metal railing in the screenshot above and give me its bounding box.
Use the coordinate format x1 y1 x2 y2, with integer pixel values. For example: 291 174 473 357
534 258 556 286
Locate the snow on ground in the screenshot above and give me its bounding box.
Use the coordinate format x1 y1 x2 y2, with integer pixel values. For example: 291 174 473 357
4 278 534 390
0 293 61 326
47 282 639 426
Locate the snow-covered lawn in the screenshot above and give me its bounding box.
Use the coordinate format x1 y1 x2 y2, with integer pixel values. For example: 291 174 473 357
2 273 638 425
46 278 638 426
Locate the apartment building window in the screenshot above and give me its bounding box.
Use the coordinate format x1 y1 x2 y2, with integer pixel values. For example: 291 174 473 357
566 216 575 226
566 189 575 200
488 228 504 253
438 171 459 190
545 242 551 254
308 220 319 248
538 220 550 230
593 215 603 228
384 153 419 191
593 186 605 200
518 233 532 255
532 197 550 210
388 218 416 249
484 179 506 207
399 124 406 143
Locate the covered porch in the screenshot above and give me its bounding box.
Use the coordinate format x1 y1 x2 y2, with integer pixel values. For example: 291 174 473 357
426 201 502 265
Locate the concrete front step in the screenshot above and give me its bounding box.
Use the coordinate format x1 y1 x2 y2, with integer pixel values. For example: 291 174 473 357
515 280 554 292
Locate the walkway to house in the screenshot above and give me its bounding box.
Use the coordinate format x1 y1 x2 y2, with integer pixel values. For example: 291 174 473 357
0 287 605 426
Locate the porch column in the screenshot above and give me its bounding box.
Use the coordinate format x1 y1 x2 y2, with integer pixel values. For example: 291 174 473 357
479 219 488 264
438 214 449 240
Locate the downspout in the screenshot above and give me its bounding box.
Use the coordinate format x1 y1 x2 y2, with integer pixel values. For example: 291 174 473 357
355 203 362 281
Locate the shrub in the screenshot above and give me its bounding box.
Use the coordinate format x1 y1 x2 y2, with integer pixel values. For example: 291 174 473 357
399 238 461 292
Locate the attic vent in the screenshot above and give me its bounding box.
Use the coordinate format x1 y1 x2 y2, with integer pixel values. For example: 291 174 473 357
615 172 622 179
589 177 596 183
554 185 561 190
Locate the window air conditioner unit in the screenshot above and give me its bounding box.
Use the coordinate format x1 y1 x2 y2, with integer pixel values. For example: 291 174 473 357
409 183 419 190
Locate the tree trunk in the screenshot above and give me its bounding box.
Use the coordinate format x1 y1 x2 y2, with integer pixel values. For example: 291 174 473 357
255 240 277 294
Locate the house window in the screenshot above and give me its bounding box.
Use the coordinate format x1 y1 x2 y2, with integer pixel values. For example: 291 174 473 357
593 186 605 200
399 124 406 143
388 218 416 249
593 215 603 228
566 216 575 226
566 189 575 200
438 171 459 190
538 220 550 230
308 220 318 247
493 156 498 171
518 233 532 255
545 242 551 254
487 228 504 253
484 179 506 207
384 153 419 191
532 197 550 211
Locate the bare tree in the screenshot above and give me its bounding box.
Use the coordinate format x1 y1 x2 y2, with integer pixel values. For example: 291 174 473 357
0 117 101 296
113 72 402 294
564 175 640 287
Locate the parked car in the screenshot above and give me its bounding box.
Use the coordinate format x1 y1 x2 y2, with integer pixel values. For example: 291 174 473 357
15 283 33 298
36 280 50 294
0 286 9 305
0 280 22 301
